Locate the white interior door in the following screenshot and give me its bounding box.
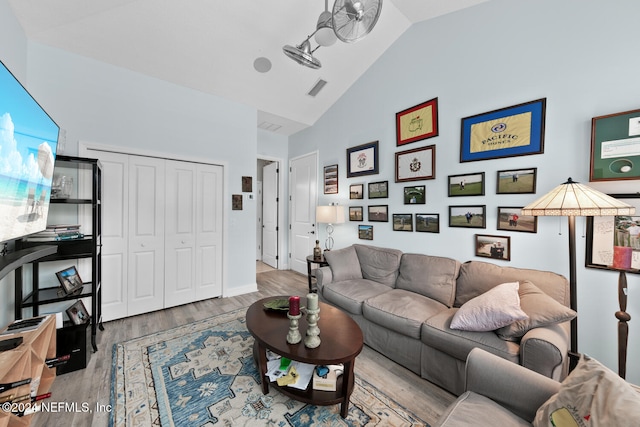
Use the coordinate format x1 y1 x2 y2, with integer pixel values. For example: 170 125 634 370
262 162 279 268
127 156 165 316
194 163 223 301
290 153 317 275
96 151 129 321
164 160 196 307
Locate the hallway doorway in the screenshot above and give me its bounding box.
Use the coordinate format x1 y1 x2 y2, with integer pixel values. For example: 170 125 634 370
257 158 280 269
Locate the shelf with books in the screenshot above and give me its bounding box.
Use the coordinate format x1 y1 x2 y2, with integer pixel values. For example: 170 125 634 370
14 155 103 355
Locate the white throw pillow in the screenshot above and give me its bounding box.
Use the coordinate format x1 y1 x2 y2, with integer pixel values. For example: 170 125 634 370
533 354 640 426
450 281 528 331
496 280 576 341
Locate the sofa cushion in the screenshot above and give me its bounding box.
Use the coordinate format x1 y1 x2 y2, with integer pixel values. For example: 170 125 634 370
497 280 577 341
422 309 520 363
363 289 447 339
353 244 403 287
396 253 460 307
436 391 531 427
533 355 640 426
451 282 528 331
456 261 570 307
322 279 391 315
324 246 362 282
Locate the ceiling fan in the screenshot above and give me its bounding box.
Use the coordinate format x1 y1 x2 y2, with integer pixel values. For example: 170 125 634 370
283 0 383 69
332 0 383 43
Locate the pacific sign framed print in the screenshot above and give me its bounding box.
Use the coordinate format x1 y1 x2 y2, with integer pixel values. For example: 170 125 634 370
460 98 546 162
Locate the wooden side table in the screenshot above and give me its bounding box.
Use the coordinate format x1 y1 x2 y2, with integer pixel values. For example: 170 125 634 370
306 255 329 292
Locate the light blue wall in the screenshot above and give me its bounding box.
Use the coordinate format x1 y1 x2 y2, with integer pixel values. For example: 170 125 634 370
26 43 259 297
290 0 640 383
0 0 262 329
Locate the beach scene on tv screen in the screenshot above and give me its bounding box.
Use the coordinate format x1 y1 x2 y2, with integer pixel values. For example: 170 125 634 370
0 63 59 243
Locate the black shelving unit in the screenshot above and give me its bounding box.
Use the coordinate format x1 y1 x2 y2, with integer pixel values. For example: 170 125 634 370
15 155 103 352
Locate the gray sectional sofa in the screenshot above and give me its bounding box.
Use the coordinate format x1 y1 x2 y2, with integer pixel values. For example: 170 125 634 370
315 244 573 395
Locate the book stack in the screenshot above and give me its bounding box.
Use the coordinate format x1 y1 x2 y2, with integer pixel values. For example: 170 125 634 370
312 364 344 391
27 224 84 242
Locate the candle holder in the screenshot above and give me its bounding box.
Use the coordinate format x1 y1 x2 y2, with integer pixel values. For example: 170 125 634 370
286 312 302 344
304 307 321 348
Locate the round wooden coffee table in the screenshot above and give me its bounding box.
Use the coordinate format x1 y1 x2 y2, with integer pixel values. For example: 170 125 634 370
246 296 363 418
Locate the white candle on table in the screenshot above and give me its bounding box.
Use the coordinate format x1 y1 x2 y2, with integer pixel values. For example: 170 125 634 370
307 293 318 310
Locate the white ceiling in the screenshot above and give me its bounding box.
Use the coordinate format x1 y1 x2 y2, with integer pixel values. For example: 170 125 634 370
8 0 489 136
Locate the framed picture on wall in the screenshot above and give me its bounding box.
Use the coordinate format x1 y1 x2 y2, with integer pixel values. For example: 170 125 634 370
475 234 511 261
347 141 379 177
232 194 243 210
585 193 640 272
496 168 537 194
242 176 252 192
460 98 546 162
396 97 439 146
349 206 363 221
323 164 338 194
368 205 388 222
403 185 426 204
358 224 373 240
416 213 440 233
349 184 364 199
393 214 413 231
448 172 485 197
395 145 436 182
449 205 486 228
590 108 640 181
368 181 388 199
497 207 538 233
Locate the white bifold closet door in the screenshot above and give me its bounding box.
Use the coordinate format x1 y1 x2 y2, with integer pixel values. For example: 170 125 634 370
96 149 223 321
164 160 223 307
127 155 166 317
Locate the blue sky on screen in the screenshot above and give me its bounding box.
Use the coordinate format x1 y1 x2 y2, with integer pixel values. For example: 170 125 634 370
0 64 59 183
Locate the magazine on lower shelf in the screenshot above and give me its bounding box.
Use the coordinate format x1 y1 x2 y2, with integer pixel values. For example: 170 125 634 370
266 356 315 391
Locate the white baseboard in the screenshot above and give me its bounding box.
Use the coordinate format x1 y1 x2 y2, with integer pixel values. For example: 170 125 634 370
224 283 258 298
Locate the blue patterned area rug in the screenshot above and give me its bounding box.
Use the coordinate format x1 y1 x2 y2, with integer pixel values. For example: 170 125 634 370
110 308 428 426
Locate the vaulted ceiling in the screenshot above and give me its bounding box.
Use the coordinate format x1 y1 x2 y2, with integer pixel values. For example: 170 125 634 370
8 0 489 135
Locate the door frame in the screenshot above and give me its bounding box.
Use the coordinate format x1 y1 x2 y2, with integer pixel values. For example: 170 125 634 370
79 141 229 295
257 155 287 270
288 151 319 275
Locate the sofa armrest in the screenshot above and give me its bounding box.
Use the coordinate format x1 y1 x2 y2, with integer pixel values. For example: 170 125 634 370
520 322 570 381
315 266 333 295
465 348 560 422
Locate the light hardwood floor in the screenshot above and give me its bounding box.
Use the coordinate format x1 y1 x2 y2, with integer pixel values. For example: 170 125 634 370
31 263 455 426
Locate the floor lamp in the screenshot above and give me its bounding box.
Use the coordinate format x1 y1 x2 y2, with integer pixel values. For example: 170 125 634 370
316 205 345 251
522 178 635 370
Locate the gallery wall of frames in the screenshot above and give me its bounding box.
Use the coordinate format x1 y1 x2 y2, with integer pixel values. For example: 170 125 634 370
321 98 639 264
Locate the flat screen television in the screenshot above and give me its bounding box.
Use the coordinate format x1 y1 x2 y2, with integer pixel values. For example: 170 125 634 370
0 60 59 243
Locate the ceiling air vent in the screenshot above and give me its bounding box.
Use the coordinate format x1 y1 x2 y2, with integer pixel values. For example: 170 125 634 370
258 121 282 132
307 79 328 97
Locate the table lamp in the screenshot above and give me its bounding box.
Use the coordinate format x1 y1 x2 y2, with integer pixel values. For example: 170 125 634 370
316 204 345 251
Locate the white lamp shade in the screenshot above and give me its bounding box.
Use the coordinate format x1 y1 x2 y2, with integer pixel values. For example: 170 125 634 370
521 178 636 216
316 205 345 224
315 10 337 47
